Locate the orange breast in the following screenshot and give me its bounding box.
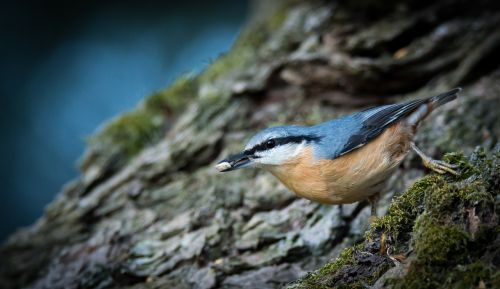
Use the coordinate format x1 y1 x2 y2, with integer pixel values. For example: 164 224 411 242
267 123 413 204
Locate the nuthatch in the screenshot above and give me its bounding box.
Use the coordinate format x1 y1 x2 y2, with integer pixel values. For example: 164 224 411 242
216 88 461 216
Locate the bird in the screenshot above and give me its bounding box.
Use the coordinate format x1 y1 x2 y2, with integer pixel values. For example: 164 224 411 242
215 88 461 216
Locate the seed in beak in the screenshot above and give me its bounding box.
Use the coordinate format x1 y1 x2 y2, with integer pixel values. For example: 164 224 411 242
215 161 232 172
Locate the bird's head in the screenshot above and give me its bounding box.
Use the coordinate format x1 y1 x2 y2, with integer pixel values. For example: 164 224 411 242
215 126 321 172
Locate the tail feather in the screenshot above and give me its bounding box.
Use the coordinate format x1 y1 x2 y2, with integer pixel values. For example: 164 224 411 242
429 87 462 107
406 88 461 127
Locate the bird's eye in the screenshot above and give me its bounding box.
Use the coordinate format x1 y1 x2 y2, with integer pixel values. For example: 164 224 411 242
265 139 276 149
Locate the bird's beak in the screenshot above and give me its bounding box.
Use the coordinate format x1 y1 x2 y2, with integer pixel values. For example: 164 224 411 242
215 152 253 172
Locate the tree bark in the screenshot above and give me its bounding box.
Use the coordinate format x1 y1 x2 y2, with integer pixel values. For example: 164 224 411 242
1 0 500 288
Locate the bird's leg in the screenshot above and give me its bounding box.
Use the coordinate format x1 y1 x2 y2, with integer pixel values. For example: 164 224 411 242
368 193 379 220
338 204 348 221
410 142 459 175
368 193 380 232
368 193 389 255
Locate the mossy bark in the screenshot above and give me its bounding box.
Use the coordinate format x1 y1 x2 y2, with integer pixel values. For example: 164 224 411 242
1 0 500 289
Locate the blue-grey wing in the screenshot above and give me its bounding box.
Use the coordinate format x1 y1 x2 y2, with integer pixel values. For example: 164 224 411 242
338 99 428 157
314 99 426 160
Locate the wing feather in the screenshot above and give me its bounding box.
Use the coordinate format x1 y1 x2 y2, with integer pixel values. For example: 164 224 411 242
337 99 426 157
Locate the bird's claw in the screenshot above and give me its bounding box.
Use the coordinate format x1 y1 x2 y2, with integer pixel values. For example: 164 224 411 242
410 142 460 176
423 158 460 175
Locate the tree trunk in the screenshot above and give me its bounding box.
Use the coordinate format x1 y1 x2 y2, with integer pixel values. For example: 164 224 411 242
1 0 499 288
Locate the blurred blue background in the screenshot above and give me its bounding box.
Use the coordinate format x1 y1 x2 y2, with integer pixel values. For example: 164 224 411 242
0 0 249 240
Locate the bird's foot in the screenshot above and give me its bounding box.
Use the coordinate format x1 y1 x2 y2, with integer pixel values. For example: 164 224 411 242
422 157 459 175
410 142 460 175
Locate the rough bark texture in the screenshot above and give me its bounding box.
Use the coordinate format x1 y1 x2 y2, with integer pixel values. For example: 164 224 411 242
1 0 500 288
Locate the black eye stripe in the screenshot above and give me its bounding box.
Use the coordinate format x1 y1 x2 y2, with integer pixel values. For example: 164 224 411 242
249 135 321 153
244 149 255 155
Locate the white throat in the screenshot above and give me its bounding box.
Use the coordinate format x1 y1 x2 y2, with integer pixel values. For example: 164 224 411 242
254 141 308 165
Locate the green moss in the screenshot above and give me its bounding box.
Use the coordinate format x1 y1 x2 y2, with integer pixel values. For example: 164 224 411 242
89 109 163 157
296 245 359 288
200 48 252 84
318 246 358 274
386 149 499 289
292 241 394 289
423 181 486 215
412 213 469 264
461 185 493 204
390 260 499 289
423 179 493 217
422 182 456 214
369 175 443 243
442 152 479 180
369 152 487 244
446 262 498 289
200 29 264 84
89 76 198 159
309 247 356 281
144 76 198 113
